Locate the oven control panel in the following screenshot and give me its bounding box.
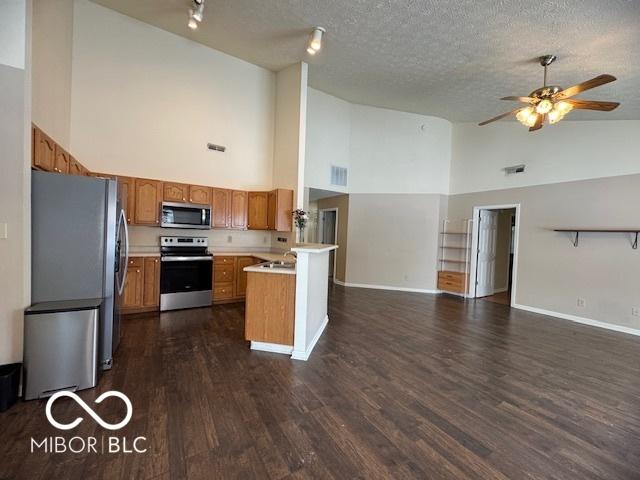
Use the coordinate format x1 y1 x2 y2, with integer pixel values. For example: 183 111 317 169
160 236 208 247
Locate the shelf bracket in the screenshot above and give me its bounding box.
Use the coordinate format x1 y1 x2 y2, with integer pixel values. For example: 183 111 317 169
572 231 579 248
633 232 638 250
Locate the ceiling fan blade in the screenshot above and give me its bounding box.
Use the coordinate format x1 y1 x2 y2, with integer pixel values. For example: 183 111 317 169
554 74 617 100
529 113 544 132
564 99 620 111
478 108 522 126
500 96 537 103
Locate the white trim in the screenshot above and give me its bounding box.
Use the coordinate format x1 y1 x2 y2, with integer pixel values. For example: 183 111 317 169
513 304 640 338
291 315 329 361
492 285 509 294
334 279 441 294
318 207 339 282
250 341 294 354
470 204 521 307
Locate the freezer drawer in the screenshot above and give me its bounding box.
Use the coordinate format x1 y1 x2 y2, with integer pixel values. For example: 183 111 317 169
23 299 102 400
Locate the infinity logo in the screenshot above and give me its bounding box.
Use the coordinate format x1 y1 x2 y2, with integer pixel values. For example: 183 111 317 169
45 391 133 431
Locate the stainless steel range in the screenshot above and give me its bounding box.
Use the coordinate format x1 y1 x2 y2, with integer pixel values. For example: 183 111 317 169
160 236 213 312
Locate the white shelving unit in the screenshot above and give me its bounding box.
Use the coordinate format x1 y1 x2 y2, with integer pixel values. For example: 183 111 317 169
438 219 473 294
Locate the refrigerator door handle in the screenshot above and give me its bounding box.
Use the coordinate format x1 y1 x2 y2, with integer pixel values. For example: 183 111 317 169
117 209 129 296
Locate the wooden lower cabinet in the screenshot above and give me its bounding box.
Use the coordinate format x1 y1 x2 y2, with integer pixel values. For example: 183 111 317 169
437 271 468 294
212 256 260 304
245 272 296 346
122 256 161 314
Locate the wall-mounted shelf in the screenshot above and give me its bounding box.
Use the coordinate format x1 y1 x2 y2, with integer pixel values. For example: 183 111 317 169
552 228 640 249
439 259 469 264
440 246 470 250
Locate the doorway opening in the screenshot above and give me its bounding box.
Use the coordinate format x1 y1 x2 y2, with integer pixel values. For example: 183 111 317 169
318 208 338 281
469 204 520 306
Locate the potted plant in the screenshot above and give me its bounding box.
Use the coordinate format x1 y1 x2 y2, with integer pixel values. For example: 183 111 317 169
292 209 308 243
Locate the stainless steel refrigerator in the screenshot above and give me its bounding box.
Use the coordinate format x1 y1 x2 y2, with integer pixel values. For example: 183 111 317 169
31 171 129 370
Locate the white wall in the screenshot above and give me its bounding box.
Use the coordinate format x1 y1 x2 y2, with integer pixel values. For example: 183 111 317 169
349 104 452 194
305 88 351 193
0 0 26 69
31 0 73 149
70 0 275 190
0 0 30 365
451 121 640 195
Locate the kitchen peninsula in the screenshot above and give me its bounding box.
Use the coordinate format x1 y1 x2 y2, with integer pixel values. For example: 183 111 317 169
244 244 338 361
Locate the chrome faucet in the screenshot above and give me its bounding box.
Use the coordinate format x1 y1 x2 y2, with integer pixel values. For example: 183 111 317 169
284 250 297 261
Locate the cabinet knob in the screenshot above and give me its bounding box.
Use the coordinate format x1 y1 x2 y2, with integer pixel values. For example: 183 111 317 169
155 259 158 263
136 269 140 273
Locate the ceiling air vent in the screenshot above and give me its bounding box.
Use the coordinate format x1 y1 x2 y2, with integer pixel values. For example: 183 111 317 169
503 164 525 175
330 165 348 187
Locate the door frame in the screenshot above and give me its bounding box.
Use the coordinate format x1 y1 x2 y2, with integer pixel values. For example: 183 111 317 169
318 207 339 282
469 203 520 306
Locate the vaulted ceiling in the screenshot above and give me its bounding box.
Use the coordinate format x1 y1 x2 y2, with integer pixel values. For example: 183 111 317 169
92 0 640 122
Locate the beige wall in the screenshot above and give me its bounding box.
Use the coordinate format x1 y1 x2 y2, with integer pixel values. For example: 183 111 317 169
32 0 73 149
317 195 349 283
493 209 514 291
345 194 445 291
448 174 640 331
70 0 275 190
0 0 30 365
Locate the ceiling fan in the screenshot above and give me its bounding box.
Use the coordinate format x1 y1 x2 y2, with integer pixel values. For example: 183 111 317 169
479 55 620 132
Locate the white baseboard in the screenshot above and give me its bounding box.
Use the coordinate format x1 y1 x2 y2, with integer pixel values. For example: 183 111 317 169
291 315 328 361
250 341 293 355
333 279 440 295
513 304 640 338
492 286 509 294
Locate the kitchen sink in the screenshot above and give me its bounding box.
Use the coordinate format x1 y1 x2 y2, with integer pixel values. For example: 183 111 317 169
256 261 296 270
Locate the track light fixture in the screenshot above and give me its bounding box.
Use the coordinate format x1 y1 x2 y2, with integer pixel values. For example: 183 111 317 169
307 27 325 55
188 0 204 30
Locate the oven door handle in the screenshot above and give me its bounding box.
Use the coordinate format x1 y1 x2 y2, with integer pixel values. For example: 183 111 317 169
161 256 213 262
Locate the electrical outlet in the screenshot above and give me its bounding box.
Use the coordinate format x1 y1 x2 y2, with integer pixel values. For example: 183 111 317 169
227 235 232 243
277 237 288 243
577 298 586 308
632 307 640 317
0 223 7 239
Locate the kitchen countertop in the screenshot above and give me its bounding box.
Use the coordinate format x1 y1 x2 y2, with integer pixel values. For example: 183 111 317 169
127 249 294 264
243 262 296 275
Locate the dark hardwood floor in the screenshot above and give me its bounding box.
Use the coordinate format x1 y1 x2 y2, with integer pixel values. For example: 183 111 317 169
2 285 640 480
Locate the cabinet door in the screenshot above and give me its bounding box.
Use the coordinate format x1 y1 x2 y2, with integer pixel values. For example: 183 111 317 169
123 258 144 308
230 190 248 229
189 185 211 205
53 145 70 174
68 156 87 176
235 256 259 297
247 192 269 230
117 176 136 224
267 191 277 230
274 189 293 232
143 257 161 307
211 188 231 228
33 127 55 171
134 178 162 225
163 182 189 203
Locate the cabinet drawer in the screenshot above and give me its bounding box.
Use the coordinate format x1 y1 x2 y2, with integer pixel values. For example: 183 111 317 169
214 256 236 266
128 257 144 268
438 271 465 282
438 278 466 293
213 283 234 300
214 264 235 283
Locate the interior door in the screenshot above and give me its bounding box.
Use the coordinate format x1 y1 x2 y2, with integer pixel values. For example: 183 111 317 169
475 209 498 297
321 211 337 279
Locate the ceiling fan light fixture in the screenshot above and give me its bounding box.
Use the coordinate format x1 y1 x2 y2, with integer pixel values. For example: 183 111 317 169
548 108 562 124
516 107 538 127
535 98 553 114
555 101 573 115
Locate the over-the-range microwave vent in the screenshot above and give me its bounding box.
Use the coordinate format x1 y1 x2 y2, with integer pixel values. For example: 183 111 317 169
330 165 348 187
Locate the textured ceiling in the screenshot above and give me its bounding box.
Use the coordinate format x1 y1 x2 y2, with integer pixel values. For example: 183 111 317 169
91 0 640 122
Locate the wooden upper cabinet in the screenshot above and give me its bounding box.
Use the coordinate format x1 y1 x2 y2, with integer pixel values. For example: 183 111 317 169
117 176 135 224
271 189 294 232
230 190 248 229
247 192 269 230
32 126 55 172
134 178 162 225
211 188 231 228
143 257 161 307
189 185 211 205
69 156 87 176
163 182 189 203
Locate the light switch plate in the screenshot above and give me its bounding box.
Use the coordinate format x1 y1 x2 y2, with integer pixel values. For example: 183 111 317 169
0 223 7 239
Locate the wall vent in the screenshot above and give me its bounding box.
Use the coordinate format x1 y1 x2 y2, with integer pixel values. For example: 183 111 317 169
503 164 525 175
330 165 348 187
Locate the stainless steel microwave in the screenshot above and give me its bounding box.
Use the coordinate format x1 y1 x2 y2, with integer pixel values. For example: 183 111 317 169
161 202 212 229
